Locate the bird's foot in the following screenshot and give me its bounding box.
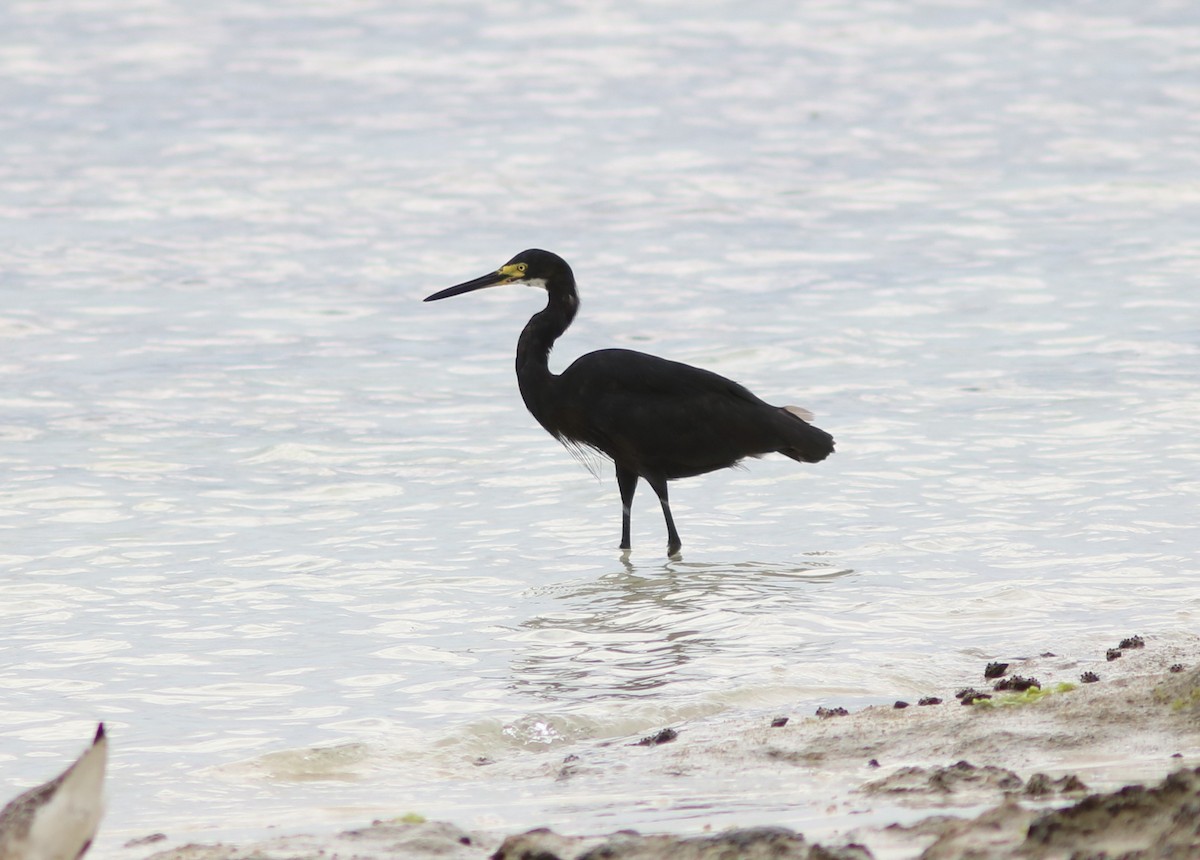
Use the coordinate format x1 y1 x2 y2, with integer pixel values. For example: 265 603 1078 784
666 542 682 559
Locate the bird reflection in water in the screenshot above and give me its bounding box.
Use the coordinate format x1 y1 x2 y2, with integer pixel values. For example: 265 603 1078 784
508 561 855 702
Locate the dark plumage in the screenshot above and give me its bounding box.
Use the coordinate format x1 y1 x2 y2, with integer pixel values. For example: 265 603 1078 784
424 249 834 555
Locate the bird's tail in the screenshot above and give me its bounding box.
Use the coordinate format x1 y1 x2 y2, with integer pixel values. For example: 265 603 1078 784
60 722 108 804
777 405 835 463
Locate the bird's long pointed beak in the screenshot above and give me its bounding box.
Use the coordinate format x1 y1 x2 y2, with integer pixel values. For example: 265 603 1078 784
424 270 507 302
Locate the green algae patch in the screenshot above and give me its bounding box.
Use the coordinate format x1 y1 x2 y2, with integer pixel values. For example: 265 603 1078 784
1168 687 1200 713
1151 666 1200 714
391 812 427 824
973 682 1077 709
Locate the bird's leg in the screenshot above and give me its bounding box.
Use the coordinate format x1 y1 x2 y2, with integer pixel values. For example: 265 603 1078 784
646 475 682 557
616 466 639 551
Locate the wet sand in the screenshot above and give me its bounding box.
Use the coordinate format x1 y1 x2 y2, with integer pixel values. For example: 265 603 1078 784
128 634 1200 860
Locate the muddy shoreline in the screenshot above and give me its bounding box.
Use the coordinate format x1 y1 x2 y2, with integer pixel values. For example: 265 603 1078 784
128 635 1200 860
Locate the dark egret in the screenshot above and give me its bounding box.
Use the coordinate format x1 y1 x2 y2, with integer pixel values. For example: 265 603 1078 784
424 249 834 555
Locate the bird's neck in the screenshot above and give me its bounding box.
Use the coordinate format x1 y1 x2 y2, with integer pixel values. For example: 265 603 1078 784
516 289 578 428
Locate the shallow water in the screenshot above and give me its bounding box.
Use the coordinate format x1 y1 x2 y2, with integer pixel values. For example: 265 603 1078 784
2 0 1199 851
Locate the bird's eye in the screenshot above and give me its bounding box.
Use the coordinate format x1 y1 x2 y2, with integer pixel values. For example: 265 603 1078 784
517 263 527 273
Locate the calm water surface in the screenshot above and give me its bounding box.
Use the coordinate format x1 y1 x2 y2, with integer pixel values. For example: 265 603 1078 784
2 0 1199 851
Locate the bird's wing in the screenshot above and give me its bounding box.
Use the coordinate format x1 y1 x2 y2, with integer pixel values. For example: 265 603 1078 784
562 349 762 403
0 724 107 860
556 349 783 476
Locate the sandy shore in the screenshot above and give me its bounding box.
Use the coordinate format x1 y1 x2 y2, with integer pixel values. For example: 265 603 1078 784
128 634 1200 860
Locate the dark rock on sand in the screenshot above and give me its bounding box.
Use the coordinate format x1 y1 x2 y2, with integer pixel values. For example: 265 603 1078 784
634 728 678 747
815 707 849 718
955 688 991 705
993 675 1040 692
